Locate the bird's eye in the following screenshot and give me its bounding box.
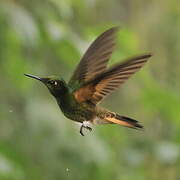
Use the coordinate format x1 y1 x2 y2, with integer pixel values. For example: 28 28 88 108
48 80 57 85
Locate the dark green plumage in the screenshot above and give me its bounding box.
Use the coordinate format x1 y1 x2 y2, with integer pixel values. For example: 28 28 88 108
25 27 152 136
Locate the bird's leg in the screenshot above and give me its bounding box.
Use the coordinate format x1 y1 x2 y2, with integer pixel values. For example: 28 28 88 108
79 122 92 136
80 124 85 136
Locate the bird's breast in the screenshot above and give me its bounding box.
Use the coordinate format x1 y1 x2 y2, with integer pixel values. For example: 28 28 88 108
56 96 95 122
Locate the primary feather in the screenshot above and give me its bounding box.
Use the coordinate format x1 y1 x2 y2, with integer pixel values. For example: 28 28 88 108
68 27 119 90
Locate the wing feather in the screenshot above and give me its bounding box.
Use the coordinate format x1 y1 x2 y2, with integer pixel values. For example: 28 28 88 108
68 27 119 90
74 54 152 104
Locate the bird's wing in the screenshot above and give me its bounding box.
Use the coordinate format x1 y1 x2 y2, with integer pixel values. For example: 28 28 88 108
73 54 152 104
68 27 119 90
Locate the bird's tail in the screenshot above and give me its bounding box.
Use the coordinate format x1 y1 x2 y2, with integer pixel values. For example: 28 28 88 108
105 112 143 129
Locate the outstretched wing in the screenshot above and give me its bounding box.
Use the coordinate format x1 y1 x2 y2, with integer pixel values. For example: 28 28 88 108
68 27 119 90
74 54 152 104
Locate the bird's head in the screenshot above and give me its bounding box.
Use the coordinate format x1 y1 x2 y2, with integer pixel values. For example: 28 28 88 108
24 74 68 97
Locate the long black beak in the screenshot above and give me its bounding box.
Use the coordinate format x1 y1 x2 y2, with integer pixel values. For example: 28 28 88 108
24 74 42 81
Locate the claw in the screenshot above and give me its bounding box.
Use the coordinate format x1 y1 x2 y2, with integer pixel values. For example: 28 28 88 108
79 123 92 136
86 126 92 131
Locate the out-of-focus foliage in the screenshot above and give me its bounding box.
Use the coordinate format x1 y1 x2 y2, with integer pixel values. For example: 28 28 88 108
0 0 180 179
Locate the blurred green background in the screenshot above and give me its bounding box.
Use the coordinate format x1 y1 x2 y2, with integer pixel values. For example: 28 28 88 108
0 0 180 179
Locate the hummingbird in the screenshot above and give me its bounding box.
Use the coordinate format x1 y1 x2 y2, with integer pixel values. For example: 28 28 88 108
25 27 152 136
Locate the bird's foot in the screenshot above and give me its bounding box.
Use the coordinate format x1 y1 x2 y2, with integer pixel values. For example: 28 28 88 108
86 126 92 132
80 124 92 136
